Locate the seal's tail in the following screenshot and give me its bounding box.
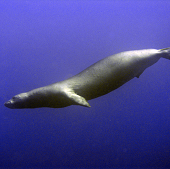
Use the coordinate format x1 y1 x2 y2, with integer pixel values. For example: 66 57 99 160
159 47 170 60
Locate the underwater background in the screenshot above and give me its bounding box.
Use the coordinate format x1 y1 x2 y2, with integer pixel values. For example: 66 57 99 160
1 1 170 168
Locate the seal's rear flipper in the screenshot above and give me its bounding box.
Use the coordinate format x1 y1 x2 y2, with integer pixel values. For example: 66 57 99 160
159 47 170 60
64 88 91 107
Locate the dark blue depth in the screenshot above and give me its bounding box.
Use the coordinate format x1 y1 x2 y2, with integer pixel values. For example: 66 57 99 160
1 1 170 168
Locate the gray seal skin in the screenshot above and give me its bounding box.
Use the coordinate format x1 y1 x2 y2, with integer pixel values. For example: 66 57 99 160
4 47 170 109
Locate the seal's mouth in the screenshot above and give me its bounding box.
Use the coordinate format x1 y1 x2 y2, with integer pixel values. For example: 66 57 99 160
4 100 14 109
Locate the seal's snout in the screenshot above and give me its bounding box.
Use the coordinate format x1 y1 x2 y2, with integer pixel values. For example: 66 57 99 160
4 100 14 109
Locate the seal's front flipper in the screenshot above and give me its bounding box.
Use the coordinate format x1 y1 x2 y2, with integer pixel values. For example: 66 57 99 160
64 88 91 107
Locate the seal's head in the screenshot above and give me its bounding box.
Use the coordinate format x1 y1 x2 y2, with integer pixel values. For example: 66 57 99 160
4 93 28 109
4 93 29 109
4 90 53 109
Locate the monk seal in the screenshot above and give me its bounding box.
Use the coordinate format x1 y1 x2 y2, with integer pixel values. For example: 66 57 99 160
4 47 170 109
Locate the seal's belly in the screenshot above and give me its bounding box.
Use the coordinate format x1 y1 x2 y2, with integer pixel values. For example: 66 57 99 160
66 50 160 100
67 56 142 99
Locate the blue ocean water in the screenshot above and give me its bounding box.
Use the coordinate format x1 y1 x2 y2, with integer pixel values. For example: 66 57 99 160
1 1 170 168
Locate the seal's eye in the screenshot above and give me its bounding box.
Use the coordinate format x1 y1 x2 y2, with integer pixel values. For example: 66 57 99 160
12 96 20 101
12 96 17 100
